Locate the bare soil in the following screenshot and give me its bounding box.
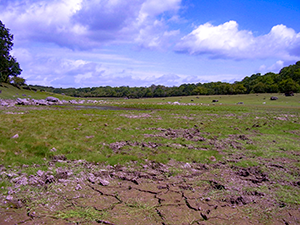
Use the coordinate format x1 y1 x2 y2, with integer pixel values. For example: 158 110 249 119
1 154 300 224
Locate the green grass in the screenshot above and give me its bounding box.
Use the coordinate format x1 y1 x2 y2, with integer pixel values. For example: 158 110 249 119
0 83 76 100
1 93 299 173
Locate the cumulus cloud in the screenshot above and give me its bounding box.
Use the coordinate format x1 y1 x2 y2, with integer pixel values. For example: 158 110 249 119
1 0 182 49
175 21 300 60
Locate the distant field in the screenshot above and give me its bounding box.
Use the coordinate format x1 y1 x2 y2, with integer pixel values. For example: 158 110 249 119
1 85 300 224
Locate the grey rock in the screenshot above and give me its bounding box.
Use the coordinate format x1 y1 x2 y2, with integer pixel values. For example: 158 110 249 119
16 98 30 105
99 178 110 186
33 99 48 105
37 170 44 177
69 100 78 104
6 195 13 201
11 134 19 139
46 96 59 102
45 175 55 184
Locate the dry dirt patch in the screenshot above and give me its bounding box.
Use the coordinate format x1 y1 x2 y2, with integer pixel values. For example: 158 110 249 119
1 158 300 224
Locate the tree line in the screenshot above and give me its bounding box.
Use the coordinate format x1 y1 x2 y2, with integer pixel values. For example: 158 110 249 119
28 61 300 98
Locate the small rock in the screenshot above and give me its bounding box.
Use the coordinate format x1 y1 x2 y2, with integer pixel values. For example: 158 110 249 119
209 156 216 161
37 170 44 177
50 147 57 152
182 163 191 168
45 175 55 184
6 195 13 201
88 174 97 183
11 134 19 139
99 178 110 186
85 135 95 139
205 197 211 201
46 96 59 102
75 184 82 190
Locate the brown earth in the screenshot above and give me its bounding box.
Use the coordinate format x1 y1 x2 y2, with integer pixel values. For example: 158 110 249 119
1 155 300 225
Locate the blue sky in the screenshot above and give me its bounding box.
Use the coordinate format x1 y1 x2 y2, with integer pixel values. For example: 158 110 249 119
1 0 300 88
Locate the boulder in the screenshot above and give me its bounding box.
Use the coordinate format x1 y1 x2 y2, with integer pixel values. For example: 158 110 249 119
16 98 30 105
270 96 278 100
69 100 78 104
212 99 218 102
285 91 294 96
46 96 59 102
33 99 49 105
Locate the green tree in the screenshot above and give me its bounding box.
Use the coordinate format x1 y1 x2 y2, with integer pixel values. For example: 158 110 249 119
0 20 22 83
279 78 300 93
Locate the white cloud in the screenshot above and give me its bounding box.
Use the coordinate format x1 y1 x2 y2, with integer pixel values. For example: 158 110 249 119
258 60 285 74
175 21 300 60
138 0 181 24
1 0 182 49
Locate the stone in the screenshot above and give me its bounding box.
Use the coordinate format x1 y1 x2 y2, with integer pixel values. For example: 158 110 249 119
11 134 19 139
37 170 44 177
16 98 30 105
99 178 110 186
46 96 59 102
6 195 13 201
270 96 278 100
50 147 57 152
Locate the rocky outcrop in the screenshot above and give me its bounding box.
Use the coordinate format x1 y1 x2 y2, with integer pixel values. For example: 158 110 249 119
0 97 109 107
46 96 59 102
1 97 80 107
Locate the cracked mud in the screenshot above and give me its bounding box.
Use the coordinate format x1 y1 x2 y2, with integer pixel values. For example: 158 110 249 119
1 155 300 224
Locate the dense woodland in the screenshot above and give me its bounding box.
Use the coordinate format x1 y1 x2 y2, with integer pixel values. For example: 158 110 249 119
27 61 300 98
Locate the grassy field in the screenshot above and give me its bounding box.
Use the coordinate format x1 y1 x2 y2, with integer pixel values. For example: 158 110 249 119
0 86 300 224
0 83 75 100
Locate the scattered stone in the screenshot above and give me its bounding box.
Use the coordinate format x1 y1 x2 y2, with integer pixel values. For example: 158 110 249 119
212 99 219 102
182 163 191 168
285 91 294 96
11 134 19 139
209 156 216 161
50 147 57 152
16 98 30 105
85 135 95 139
45 175 55 184
6 195 13 201
75 184 82 190
270 96 278 100
36 170 44 177
88 173 97 183
99 178 110 186
46 96 59 102
52 155 67 161
237 102 244 104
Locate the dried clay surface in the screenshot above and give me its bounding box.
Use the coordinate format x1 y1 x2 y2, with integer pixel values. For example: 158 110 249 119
1 157 300 225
